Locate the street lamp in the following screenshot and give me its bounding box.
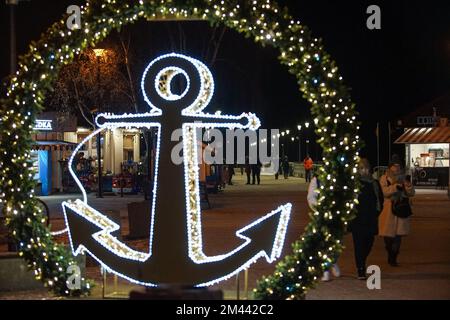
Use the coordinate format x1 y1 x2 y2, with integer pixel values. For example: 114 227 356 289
303 121 313 158
92 48 109 198
295 136 301 162
296 125 303 161
306 139 310 157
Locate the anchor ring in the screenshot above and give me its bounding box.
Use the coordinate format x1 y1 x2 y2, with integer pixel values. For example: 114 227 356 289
141 53 215 114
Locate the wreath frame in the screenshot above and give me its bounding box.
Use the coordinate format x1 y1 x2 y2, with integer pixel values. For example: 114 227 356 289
0 0 361 299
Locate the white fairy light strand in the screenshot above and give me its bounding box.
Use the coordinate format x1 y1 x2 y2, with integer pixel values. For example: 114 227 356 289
60 52 292 287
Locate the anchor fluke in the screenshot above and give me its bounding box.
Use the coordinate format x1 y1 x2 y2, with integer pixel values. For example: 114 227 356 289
63 201 104 255
236 203 292 263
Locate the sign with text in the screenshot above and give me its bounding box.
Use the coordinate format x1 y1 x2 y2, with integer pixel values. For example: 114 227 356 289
33 112 77 132
33 119 53 131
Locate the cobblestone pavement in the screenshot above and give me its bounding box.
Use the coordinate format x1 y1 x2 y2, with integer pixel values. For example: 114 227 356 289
1 175 449 299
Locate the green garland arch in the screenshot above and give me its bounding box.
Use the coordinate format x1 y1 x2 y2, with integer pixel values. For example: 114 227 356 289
0 0 362 299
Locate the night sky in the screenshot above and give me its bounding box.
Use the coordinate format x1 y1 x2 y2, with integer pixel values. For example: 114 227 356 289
1 0 449 165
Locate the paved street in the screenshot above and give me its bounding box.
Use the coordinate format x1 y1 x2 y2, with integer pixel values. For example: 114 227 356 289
1 174 449 299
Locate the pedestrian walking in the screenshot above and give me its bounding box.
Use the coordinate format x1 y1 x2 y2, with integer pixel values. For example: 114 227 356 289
227 164 235 185
274 157 281 179
304 155 313 183
282 156 290 179
349 158 384 279
379 162 415 266
251 160 262 185
245 157 251 185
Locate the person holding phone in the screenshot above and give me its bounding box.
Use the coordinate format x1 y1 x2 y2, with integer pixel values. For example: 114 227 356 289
379 162 415 266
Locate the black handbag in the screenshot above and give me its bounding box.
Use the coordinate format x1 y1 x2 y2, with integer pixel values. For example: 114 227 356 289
387 179 413 218
392 196 413 218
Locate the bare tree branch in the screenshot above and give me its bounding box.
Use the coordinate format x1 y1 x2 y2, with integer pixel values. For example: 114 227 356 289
72 80 95 128
118 31 139 113
48 48 132 128
209 25 226 67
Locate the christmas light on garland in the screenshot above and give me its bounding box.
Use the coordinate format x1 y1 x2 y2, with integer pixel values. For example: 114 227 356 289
0 0 361 299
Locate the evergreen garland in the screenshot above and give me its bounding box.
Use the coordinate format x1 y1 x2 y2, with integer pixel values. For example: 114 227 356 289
0 0 361 298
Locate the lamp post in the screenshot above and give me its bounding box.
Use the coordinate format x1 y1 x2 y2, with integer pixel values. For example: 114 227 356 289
306 139 310 157
6 0 18 74
6 0 30 74
6 0 31 74
297 124 303 161
6 0 29 252
95 126 103 198
93 49 108 198
285 130 291 159
304 121 311 158
293 136 301 162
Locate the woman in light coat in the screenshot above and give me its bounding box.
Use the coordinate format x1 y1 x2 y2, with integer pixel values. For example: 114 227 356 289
379 162 415 266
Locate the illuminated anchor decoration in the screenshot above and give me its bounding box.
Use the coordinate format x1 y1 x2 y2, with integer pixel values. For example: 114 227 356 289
62 53 292 286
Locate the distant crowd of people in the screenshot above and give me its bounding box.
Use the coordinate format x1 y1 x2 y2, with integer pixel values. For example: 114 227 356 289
226 158 263 186
307 158 415 280
226 154 315 186
226 155 314 185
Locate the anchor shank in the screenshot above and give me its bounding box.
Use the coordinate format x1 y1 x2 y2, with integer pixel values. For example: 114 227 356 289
149 109 193 271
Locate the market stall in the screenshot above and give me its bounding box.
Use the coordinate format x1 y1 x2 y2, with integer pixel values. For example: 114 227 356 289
395 124 450 189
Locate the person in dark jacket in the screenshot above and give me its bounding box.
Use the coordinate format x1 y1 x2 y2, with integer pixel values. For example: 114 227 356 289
349 158 384 279
245 156 251 185
227 164 235 185
251 160 262 185
282 156 290 179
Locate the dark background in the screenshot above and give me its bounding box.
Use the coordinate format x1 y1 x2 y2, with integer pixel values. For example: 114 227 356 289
1 0 450 165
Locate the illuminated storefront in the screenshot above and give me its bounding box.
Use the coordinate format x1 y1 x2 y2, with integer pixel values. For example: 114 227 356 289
395 97 450 191
396 127 449 187
32 112 141 194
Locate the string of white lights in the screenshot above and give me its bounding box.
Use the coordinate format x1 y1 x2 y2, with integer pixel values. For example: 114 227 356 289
60 52 292 287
